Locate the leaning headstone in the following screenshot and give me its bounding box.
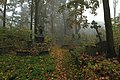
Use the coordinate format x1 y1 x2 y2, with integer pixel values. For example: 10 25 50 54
35 36 44 43
96 41 107 54
85 45 98 56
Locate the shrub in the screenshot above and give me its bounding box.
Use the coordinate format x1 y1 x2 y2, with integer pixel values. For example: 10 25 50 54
0 27 31 54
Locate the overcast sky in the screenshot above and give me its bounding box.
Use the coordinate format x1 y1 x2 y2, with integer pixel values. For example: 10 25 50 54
6 0 120 23
87 0 120 22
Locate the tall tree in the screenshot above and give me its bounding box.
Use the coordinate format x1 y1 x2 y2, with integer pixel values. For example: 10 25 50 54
3 0 7 27
34 0 46 43
30 0 34 41
48 0 55 34
113 0 118 23
34 0 38 33
103 0 116 58
34 0 40 42
62 11 67 35
30 0 33 31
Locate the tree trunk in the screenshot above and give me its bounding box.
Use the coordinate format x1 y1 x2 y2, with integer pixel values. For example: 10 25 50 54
62 11 67 35
30 0 33 42
30 0 33 31
50 14 54 34
103 0 116 58
96 28 102 42
3 0 7 27
74 4 78 39
34 0 39 35
34 0 44 43
113 0 118 23
34 0 41 42
50 2 54 34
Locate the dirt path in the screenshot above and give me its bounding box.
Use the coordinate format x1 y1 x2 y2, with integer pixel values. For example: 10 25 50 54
50 45 67 80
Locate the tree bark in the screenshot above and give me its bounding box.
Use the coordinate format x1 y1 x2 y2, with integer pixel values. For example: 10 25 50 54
34 0 39 35
3 0 7 27
50 2 54 34
103 0 116 58
96 28 102 42
30 0 33 30
34 0 44 43
30 0 33 41
62 11 67 35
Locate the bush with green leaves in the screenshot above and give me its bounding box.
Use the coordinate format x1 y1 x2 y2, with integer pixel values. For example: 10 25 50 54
0 27 31 53
113 26 120 52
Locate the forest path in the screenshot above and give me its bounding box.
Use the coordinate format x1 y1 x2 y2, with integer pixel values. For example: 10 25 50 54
50 45 68 80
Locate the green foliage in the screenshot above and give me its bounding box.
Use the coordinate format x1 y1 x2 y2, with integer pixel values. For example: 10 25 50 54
35 43 50 54
110 24 120 53
113 27 120 48
73 47 85 55
0 55 56 80
62 49 81 79
44 34 53 46
0 27 31 52
0 46 120 79
59 0 99 28
33 34 53 54
62 35 74 45
62 52 120 80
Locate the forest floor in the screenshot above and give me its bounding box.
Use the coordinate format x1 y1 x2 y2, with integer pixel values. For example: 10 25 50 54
50 45 120 80
50 45 67 80
0 45 120 80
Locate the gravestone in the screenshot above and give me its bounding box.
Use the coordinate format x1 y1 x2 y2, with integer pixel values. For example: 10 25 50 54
35 36 44 43
85 45 98 56
96 41 107 54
